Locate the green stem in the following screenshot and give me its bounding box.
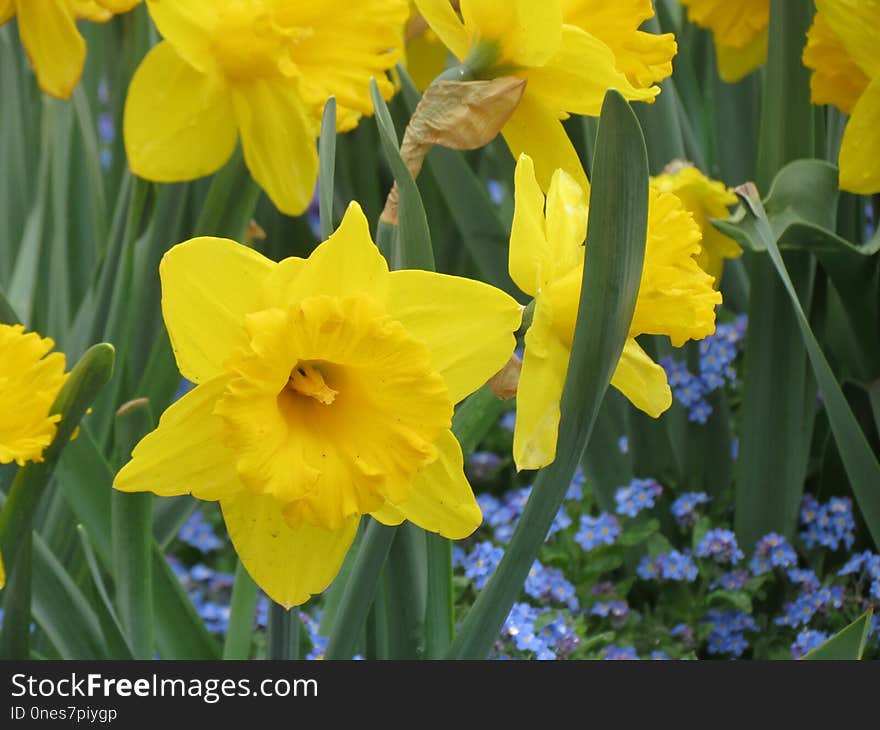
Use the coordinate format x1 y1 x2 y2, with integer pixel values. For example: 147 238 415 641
268 602 300 660
424 533 454 658
324 519 396 659
222 561 259 660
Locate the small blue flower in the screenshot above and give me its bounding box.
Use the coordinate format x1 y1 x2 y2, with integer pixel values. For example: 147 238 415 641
670 492 710 528
603 645 638 660
786 568 820 591
695 529 744 565
178 510 224 553
617 435 629 454
703 610 757 658
800 495 855 551
486 179 505 206
566 468 585 501
650 650 670 660
590 600 630 627
640 550 698 582
547 507 572 539
575 513 621 551
791 629 829 659
464 541 504 590
500 411 516 432
615 478 662 517
710 570 749 591
467 451 503 482
749 532 797 575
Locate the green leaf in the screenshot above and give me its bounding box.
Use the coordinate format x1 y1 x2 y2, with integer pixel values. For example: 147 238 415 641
76 525 134 660
448 90 649 659
731 186 880 551
733 0 817 552
222 561 259 660
318 97 337 241
370 79 434 271
324 519 396 660
152 544 221 660
111 399 155 659
802 610 873 660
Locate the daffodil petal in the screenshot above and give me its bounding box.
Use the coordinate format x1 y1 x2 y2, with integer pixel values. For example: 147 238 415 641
17 0 85 99
386 269 522 404
461 0 562 67
715 27 767 83
502 94 589 193
231 79 318 216
124 41 238 184
96 0 141 13
545 168 589 275
803 12 869 115
160 236 275 383
374 430 481 539
221 491 359 608
815 0 880 80
610 338 672 418
561 0 676 88
146 0 219 74
524 26 657 118
630 189 721 345
513 298 569 471
266 202 389 307
0 548 5 589
838 76 880 195
0 1 14 24
509 154 549 296
114 375 244 501
413 0 470 61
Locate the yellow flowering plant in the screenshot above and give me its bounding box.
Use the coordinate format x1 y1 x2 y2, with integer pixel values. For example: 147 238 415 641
413 0 676 190
123 0 408 216
651 162 741 285
803 0 880 194
0 0 141 98
679 0 770 82
114 202 522 607
509 154 720 471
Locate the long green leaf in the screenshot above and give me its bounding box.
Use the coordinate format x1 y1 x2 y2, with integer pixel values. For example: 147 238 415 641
734 0 816 551
802 610 873 660
448 90 649 659
222 561 259 660
111 399 155 659
733 185 880 550
370 79 434 271
318 97 337 241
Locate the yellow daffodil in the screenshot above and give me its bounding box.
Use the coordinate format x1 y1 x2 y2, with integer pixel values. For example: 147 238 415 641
414 0 676 191
651 161 740 285
679 0 769 83
0 0 141 99
509 155 720 471
114 202 522 607
803 0 880 194
0 323 69 590
124 0 408 216
0 324 68 467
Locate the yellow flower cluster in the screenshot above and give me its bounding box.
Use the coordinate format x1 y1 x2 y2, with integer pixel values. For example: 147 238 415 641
1 1 745 607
